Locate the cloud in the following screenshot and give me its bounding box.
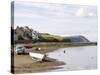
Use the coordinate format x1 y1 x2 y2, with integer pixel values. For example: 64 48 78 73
14 11 43 19
14 1 97 20
88 12 96 16
76 8 85 16
75 8 96 17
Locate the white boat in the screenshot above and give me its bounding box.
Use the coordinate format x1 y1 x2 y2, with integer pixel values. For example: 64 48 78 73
29 52 47 62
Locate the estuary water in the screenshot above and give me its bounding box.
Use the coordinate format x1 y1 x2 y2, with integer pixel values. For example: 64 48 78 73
48 46 97 71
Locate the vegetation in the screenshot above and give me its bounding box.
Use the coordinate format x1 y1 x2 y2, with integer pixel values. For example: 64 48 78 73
13 26 97 44
38 35 60 42
32 42 97 48
39 34 63 42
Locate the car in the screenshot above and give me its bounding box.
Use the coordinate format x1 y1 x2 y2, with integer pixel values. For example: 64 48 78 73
15 46 25 55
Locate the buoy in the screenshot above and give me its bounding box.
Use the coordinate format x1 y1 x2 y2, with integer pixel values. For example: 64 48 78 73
64 50 66 53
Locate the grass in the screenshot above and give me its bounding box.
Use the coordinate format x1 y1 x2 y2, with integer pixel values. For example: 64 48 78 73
32 42 97 48
13 42 97 53
29 42 97 54
41 34 63 41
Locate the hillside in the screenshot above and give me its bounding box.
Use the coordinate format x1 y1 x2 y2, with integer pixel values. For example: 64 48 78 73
12 26 90 43
62 35 90 42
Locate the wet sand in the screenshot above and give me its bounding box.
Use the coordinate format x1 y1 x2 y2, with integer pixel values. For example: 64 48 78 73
11 49 65 74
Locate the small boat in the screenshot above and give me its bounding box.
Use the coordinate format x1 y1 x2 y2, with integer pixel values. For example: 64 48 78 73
29 52 47 62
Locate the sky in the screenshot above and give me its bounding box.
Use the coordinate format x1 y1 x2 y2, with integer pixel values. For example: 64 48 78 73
14 1 98 42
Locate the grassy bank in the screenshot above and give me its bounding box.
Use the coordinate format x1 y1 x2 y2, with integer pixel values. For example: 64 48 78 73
29 42 97 54
13 42 97 54
32 42 97 48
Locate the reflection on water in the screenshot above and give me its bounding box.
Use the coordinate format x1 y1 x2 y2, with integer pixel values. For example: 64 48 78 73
48 46 97 71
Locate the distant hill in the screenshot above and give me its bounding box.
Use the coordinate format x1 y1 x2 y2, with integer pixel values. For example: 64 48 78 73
12 26 90 43
62 35 90 42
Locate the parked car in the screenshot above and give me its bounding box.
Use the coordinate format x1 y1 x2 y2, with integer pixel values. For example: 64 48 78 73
15 46 25 55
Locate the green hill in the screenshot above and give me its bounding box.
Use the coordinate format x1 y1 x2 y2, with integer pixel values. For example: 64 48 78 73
13 26 90 43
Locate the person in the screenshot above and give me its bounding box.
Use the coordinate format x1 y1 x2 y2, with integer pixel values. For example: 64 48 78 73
42 54 48 61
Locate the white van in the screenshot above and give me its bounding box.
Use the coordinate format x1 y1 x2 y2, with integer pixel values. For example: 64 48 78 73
15 45 25 55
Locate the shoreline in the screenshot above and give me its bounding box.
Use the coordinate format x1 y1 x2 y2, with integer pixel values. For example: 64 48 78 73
11 42 97 74
13 42 97 54
12 54 65 74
